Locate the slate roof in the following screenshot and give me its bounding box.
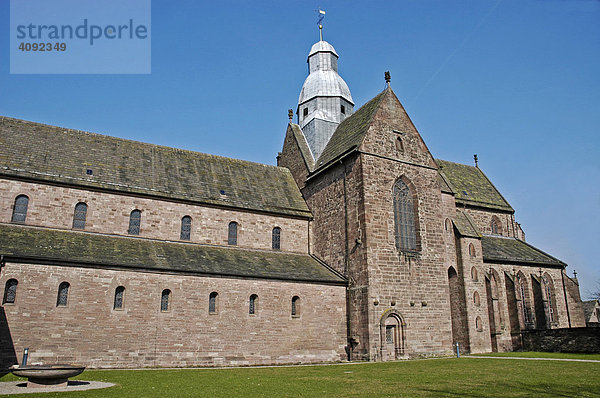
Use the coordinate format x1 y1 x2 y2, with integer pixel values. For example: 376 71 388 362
436 159 513 212
582 300 599 322
481 236 566 267
289 123 315 170
0 224 345 284
314 88 389 171
0 117 311 218
452 210 481 238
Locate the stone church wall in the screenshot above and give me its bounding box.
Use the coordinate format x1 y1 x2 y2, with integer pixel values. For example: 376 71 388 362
463 207 517 238
0 263 347 368
0 179 309 253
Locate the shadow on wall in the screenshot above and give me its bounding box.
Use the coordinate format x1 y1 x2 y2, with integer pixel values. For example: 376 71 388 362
0 306 17 375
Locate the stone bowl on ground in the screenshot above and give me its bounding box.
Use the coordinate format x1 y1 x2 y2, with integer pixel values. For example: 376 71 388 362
10 365 85 388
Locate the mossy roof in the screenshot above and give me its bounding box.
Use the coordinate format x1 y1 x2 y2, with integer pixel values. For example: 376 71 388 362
313 88 389 171
481 236 566 267
0 117 311 218
452 211 481 238
0 224 345 284
436 159 513 212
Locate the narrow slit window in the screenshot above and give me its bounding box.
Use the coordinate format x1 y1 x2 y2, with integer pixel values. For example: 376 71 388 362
11 195 29 224
228 222 238 245
128 209 141 235
161 289 171 312
113 286 125 310
341 105 346 114
395 137 404 153
249 294 258 315
72 202 88 230
291 296 300 317
272 227 281 250
303 108 308 117
3 279 18 304
180 216 192 241
469 243 476 257
57 282 70 307
209 292 218 314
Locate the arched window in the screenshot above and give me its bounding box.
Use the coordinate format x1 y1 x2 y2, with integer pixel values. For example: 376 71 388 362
542 275 556 323
272 227 281 250
11 195 29 224
469 243 476 257
209 292 218 314
393 179 417 251
249 294 258 315
491 217 501 235
180 216 192 241
128 210 141 235
72 202 88 230
161 289 171 312
475 316 483 332
473 291 481 306
3 279 18 304
444 218 452 232
113 286 125 310
516 273 531 324
395 137 404 153
471 267 478 281
57 282 70 307
228 222 238 245
291 296 300 317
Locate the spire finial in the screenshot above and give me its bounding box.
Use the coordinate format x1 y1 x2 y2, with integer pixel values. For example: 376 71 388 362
288 109 293 122
384 71 391 87
474 154 478 168
317 10 325 41
573 270 577 278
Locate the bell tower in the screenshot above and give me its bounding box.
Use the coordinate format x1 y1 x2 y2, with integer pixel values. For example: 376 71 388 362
297 40 354 160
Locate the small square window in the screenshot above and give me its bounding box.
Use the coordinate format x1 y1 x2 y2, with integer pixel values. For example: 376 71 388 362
303 108 308 117
341 105 346 114
86 169 93 175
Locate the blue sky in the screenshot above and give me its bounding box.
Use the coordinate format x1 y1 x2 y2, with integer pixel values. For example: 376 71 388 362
1 0 599 297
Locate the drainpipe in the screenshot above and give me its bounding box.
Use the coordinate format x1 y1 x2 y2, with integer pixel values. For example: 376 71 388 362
560 269 572 328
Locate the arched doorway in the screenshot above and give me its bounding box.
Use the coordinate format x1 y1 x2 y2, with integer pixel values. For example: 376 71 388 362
380 310 405 360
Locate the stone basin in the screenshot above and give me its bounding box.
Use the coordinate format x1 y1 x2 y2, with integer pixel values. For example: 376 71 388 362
11 365 85 388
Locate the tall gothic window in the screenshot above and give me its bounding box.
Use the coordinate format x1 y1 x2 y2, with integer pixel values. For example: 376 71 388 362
491 217 500 235
542 276 555 323
3 279 18 304
180 216 192 241
113 286 125 310
209 292 218 313
72 202 88 230
57 282 70 307
161 289 171 312
249 294 258 315
516 274 531 324
128 210 141 235
11 195 29 224
393 179 417 251
228 222 238 245
272 227 281 250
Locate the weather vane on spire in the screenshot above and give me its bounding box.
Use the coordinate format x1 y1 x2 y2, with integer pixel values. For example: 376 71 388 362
317 9 326 41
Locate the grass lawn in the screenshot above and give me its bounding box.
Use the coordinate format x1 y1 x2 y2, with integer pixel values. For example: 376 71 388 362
470 351 600 361
1 357 599 397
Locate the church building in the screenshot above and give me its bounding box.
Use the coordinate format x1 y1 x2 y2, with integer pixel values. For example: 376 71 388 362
0 36 586 368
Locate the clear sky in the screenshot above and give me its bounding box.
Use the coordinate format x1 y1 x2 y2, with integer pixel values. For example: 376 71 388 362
1 0 599 297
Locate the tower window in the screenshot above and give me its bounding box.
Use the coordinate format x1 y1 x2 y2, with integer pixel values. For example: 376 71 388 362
3 279 18 304
272 227 281 250
180 215 192 241
57 282 70 307
72 202 88 230
11 195 29 224
341 105 346 114
228 222 238 245
128 209 141 235
303 108 308 117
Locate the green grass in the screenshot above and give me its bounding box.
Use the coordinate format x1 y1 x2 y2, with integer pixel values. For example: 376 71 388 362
472 351 600 361
1 357 599 397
